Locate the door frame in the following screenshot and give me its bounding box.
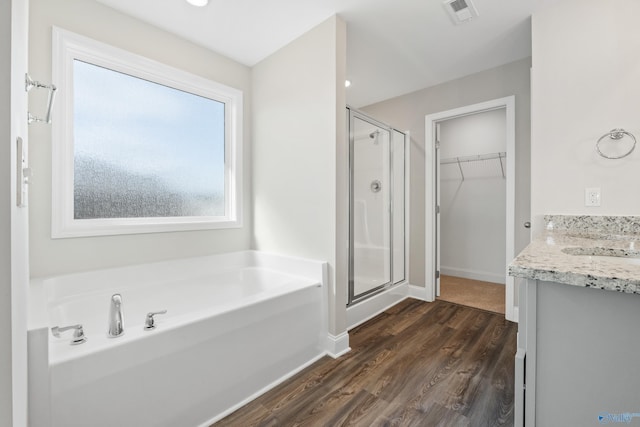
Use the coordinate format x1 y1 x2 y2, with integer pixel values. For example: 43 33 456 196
425 96 517 322
6 0 31 424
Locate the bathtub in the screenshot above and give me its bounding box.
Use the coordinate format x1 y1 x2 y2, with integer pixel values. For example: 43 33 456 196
28 251 328 427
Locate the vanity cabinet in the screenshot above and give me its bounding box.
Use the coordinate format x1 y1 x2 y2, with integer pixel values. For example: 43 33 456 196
510 215 640 426
515 279 640 426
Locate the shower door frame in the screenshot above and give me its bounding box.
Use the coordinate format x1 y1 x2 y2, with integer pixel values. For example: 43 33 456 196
347 107 408 306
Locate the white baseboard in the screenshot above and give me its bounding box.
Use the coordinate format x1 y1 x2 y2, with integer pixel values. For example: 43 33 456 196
408 284 431 301
346 282 409 330
326 332 351 359
441 266 505 284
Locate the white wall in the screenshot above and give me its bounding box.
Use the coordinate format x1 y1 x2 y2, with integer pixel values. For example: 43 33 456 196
252 16 347 336
439 109 506 283
28 0 253 277
2 1 30 425
531 0 640 232
363 58 531 287
10 0 30 425
0 1 13 424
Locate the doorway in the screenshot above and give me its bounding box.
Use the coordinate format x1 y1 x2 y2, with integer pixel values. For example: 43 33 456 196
425 97 518 322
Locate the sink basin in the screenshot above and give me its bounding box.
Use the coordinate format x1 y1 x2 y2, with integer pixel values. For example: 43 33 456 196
561 247 640 265
582 255 640 266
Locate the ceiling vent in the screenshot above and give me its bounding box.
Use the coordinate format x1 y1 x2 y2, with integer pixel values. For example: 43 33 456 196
443 0 479 25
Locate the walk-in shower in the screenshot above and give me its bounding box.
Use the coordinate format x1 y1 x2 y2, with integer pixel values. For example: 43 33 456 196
348 108 408 306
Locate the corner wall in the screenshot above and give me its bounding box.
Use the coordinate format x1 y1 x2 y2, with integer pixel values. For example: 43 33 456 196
531 0 640 232
28 0 253 277
363 58 531 287
252 16 348 337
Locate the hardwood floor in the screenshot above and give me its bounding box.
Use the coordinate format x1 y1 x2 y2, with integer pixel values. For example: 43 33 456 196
215 299 517 427
438 275 505 314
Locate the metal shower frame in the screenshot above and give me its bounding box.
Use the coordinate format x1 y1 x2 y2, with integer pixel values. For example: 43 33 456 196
347 106 408 306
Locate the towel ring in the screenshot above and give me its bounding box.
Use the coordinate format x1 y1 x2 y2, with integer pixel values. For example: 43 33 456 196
596 128 636 159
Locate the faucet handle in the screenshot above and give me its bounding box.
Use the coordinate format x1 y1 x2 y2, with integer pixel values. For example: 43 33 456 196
51 324 87 345
144 310 167 330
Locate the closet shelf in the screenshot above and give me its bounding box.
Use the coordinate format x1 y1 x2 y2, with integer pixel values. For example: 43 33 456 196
440 151 506 180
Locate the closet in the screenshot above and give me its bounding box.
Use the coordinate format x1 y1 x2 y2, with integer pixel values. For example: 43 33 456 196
438 109 507 296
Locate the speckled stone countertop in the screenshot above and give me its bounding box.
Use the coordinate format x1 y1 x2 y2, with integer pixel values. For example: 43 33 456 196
508 215 640 294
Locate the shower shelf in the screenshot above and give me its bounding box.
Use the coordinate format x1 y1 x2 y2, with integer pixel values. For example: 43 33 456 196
440 151 506 180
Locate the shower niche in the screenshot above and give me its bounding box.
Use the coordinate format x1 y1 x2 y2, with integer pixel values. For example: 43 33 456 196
348 108 408 306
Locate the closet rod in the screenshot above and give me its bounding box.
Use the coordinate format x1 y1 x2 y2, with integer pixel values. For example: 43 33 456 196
440 151 506 180
440 151 506 165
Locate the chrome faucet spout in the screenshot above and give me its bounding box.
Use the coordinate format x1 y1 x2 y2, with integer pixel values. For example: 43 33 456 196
108 293 124 338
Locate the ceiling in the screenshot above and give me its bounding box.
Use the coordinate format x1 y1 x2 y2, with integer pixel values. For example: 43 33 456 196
96 0 554 107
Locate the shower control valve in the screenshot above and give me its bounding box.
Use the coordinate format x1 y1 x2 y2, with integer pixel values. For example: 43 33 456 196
51 324 87 345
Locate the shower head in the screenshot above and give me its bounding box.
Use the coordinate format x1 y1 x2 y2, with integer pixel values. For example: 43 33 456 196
369 130 380 144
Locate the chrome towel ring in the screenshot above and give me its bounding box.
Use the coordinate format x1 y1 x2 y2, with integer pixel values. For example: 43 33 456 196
596 128 636 159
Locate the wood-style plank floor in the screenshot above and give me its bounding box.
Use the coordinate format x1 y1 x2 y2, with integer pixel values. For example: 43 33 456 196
215 299 517 427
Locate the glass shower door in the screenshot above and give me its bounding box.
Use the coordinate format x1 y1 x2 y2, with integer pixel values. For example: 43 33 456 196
349 114 391 302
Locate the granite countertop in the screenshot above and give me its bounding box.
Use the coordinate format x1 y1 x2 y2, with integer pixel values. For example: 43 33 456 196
508 215 640 294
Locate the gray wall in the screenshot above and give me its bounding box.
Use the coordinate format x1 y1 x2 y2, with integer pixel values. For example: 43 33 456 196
0 0 13 424
362 57 531 287
28 0 253 278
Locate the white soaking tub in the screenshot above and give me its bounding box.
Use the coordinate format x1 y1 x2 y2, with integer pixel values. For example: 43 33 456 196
28 251 328 427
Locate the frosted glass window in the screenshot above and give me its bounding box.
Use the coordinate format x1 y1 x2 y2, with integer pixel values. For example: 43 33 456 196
51 28 243 238
73 61 225 219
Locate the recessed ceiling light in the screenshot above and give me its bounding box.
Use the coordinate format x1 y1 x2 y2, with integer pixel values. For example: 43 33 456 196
186 0 209 7
345 80 351 88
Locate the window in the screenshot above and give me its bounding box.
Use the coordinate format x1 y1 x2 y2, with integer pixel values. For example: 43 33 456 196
52 28 242 238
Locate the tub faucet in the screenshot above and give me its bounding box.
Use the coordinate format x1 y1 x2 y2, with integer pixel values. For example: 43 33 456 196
107 293 124 338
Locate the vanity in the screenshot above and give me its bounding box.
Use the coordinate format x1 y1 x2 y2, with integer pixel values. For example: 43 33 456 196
509 215 640 427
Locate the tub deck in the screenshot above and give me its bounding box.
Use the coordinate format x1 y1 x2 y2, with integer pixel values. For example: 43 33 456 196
28 251 328 427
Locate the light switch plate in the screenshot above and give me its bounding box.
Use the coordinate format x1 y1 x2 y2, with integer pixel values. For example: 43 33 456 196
585 187 601 207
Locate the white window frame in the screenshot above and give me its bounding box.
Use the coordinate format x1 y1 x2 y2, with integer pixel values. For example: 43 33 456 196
51 27 243 238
